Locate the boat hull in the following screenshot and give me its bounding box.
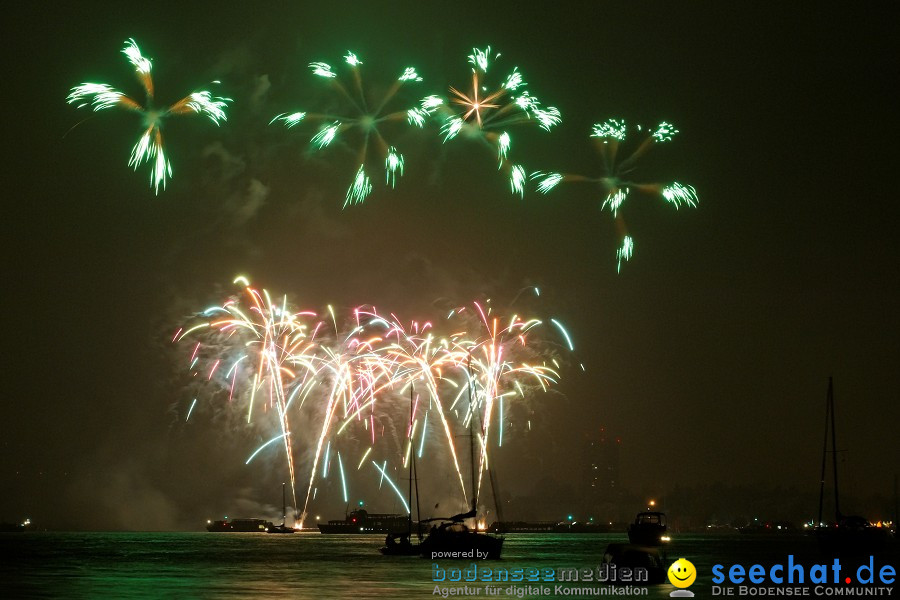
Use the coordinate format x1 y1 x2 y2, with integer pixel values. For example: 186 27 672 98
602 543 667 585
266 524 296 534
380 541 422 555
419 529 504 560
627 511 667 546
627 527 666 546
207 519 273 532
318 510 411 534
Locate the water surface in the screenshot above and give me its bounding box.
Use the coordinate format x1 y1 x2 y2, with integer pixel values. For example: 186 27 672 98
3 532 894 599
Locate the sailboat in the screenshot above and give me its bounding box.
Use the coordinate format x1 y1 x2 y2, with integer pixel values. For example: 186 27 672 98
380 386 424 555
417 358 504 559
266 482 295 534
814 378 889 554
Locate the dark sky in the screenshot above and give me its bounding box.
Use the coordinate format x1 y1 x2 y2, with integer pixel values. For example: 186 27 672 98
2 2 898 530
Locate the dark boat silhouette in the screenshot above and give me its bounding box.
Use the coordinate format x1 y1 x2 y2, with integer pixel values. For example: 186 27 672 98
318 509 410 534
206 518 273 532
418 522 503 559
738 521 798 535
627 511 667 546
814 378 891 554
381 531 421 555
418 508 504 560
0 520 28 533
487 520 613 533
602 543 668 584
266 483 295 534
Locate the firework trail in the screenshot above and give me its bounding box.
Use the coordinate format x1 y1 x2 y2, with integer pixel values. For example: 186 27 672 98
531 119 697 271
271 52 426 206
177 279 576 526
424 46 561 197
176 276 312 517
352 309 482 505
177 283 424 525
67 39 231 194
442 300 563 504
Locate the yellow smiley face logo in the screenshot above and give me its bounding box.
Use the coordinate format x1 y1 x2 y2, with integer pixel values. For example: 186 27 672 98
668 558 696 588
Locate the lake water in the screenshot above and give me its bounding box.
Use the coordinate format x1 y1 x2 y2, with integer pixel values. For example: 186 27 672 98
3 532 896 599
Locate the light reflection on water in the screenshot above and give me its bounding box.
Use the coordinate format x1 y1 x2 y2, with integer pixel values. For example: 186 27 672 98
2 532 885 599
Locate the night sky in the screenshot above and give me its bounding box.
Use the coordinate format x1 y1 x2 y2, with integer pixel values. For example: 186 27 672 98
3 2 898 530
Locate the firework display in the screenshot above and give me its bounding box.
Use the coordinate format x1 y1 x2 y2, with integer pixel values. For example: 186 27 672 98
63 38 703 529
428 46 561 197
67 40 696 269
67 41 696 270
271 52 426 206
176 278 573 526
531 120 698 270
66 42 694 504
67 39 231 194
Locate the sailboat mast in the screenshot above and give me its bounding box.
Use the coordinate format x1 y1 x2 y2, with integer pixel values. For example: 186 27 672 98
829 378 841 520
467 354 476 513
413 439 422 540
818 378 830 526
408 385 414 536
281 482 286 525
488 463 504 530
